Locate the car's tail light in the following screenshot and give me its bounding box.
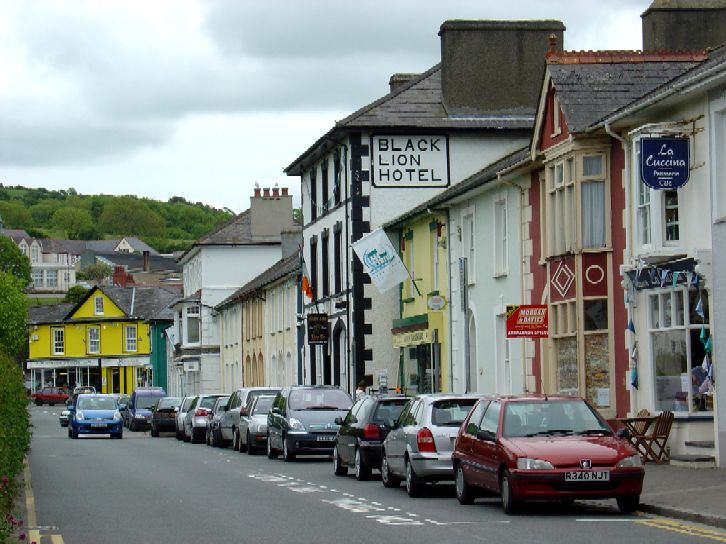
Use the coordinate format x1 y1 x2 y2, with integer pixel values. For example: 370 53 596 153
417 427 437 453
363 423 380 441
195 408 209 417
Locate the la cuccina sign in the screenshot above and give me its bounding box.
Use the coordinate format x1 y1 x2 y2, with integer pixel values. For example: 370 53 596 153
640 137 690 190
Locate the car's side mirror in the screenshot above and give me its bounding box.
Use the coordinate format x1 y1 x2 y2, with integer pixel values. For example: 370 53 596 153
334 416 343 425
476 429 496 442
616 428 630 439
271 407 280 415
387 418 397 429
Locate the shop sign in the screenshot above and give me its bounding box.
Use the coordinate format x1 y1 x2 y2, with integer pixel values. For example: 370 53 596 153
27 358 99 369
393 329 430 348
371 135 449 188
427 295 446 310
307 313 330 345
506 305 548 338
640 137 690 189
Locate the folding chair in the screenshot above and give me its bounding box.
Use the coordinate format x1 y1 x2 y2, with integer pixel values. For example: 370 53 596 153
640 410 674 463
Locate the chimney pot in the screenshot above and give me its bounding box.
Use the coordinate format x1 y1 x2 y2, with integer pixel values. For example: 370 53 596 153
281 187 289 196
254 186 261 197
272 187 280 197
263 187 270 197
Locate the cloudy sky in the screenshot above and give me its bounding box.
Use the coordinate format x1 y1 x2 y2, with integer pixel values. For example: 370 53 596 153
0 0 652 213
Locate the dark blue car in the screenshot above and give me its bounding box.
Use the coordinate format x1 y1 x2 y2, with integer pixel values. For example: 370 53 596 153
68 394 123 439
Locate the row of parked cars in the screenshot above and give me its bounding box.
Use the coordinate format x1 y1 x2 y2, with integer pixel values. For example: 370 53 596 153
59 384 646 515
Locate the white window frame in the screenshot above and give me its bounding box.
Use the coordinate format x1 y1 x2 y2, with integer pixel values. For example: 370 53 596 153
46 270 58 288
185 305 200 345
52 328 65 355
462 210 475 284
580 153 607 250
31 270 43 288
493 196 508 277
94 296 104 315
87 326 100 354
125 325 138 352
546 158 575 256
30 244 40 264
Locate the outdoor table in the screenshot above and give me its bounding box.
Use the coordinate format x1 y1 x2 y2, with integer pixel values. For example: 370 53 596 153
615 416 657 461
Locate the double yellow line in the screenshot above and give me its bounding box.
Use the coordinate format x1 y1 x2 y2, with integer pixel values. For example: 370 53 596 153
23 463 65 544
637 517 726 542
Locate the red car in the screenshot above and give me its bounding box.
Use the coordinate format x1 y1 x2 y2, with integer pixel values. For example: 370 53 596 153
31 387 69 406
452 395 644 514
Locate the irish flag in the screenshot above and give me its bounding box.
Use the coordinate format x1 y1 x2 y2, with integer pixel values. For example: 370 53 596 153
300 250 313 300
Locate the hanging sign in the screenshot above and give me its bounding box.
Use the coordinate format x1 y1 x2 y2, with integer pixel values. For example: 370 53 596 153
307 313 330 345
640 137 690 189
506 304 549 338
351 229 410 293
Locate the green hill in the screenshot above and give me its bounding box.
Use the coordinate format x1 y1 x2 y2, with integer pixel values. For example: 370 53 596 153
0 185 234 253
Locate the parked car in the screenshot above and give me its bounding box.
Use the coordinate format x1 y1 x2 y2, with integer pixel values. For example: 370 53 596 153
32 386 69 406
175 396 196 441
68 385 96 407
334 395 411 480
116 394 131 426
59 407 71 427
219 387 281 451
451 395 644 514
127 387 167 431
381 393 480 497
238 395 276 454
183 394 225 444
206 395 231 447
68 394 123 439
267 386 353 461
150 396 182 437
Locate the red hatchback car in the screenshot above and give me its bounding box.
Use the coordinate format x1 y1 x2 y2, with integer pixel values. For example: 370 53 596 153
452 396 644 514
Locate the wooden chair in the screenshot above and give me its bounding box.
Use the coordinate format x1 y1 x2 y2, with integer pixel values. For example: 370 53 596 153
640 410 674 463
632 408 651 435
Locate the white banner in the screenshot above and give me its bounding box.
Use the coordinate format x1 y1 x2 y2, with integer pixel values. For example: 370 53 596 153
352 229 410 293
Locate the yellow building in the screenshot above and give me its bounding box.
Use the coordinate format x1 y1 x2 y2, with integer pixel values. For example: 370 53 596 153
387 212 449 393
27 285 176 395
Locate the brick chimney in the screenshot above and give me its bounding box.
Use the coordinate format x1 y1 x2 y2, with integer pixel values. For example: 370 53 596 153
250 185 295 240
439 20 565 116
642 0 726 51
389 73 419 93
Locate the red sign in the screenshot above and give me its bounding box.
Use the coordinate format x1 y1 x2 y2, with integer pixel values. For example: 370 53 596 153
506 305 548 338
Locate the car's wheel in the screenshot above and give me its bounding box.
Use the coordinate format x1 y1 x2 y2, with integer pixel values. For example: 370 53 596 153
192 428 203 444
71 428 79 439
405 458 422 497
239 430 248 453
233 428 239 451
501 470 520 515
49 402 55 407
283 436 296 462
247 433 256 455
355 448 371 481
35 399 42 406
617 496 640 514
267 434 278 459
455 465 475 505
114 431 123 439
175 428 183 441
67 427 72 439
381 450 400 488
151 425 159 438
333 446 348 476
206 429 212 446
129 419 137 432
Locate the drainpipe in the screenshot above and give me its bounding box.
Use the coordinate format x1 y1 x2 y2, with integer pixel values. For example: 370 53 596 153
343 144 352 394
445 208 454 392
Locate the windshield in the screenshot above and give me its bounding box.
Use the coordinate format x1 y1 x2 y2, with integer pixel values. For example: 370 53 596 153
77 397 117 411
431 398 477 426
502 400 612 438
251 396 275 415
372 399 408 424
288 389 352 410
137 395 162 410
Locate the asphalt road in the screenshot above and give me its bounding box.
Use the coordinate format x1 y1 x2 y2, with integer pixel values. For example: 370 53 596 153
26 405 724 544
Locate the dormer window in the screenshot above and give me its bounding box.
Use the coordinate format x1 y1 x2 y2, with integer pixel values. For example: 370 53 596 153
94 296 104 315
30 244 40 263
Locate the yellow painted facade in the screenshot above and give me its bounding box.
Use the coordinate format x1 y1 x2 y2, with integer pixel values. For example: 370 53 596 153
28 289 151 395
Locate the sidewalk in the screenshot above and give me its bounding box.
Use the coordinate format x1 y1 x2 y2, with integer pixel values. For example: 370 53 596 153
638 464 726 529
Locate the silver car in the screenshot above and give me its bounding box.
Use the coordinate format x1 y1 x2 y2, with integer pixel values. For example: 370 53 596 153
381 393 480 497
175 396 196 441
183 394 225 444
219 387 280 450
238 395 275 454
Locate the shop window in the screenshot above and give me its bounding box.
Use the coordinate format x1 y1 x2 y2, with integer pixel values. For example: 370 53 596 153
87 326 100 354
650 289 711 413
52 328 65 355
186 305 200 344
94 296 104 315
583 299 608 331
125 325 137 352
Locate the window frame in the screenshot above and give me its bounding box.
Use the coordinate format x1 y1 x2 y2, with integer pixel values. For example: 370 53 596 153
125 325 138 353
94 296 104 316
87 326 100 354
52 327 65 355
461 210 475 285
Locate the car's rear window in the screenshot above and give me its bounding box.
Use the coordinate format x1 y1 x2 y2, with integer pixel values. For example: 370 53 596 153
252 396 275 415
137 395 163 409
431 399 477 426
372 399 409 424
200 396 221 409
158 398 181 409
289 389 352 410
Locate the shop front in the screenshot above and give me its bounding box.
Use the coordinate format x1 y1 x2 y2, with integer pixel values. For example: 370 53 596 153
392 313 445 395
27 358 100 392
100 356 152 394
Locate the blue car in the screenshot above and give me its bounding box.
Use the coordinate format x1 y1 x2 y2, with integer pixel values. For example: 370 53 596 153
68 394 124 439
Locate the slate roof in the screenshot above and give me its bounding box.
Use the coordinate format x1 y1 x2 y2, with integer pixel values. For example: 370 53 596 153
95 251 181 272
1 228 30 242
547 51 704 133
27 303 76 325
285 64 533 175
96 286 178 319
86 237 160 255
216 251 300 310
384 146 531 228
39 239 87 255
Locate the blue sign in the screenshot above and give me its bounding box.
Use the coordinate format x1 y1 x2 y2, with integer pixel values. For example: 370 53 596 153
640 137 690 190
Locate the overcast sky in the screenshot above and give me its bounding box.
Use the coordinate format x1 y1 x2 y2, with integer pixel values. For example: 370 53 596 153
0 0 652 213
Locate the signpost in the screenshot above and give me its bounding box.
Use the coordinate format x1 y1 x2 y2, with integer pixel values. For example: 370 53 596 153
506 304 549 338
640 137 690 190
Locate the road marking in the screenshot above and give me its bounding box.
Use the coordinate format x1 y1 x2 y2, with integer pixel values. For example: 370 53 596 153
51 534 65 544
24 463 37 528
636 518 726 542
576 518 637 522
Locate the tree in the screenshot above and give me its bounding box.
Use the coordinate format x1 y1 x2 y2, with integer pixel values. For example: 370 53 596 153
0 271 28 357
77 262 112 283
51 207 93 239
0 236 31 285
63 285 90 304
99 197 165 237
0 201 32 228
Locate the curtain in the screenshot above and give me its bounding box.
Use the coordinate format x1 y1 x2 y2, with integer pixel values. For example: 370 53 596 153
582 181 605 248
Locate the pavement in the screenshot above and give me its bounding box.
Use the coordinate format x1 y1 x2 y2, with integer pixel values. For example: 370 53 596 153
638 463 726 529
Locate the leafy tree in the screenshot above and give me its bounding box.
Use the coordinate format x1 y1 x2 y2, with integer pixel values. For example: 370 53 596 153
51 207 93 239
30 200 64 223
77 262 113 282
0 272 28 357
0 201 32 228
99 196 165 237
0 236 31 285
293 207 303 225
63 285 89 304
